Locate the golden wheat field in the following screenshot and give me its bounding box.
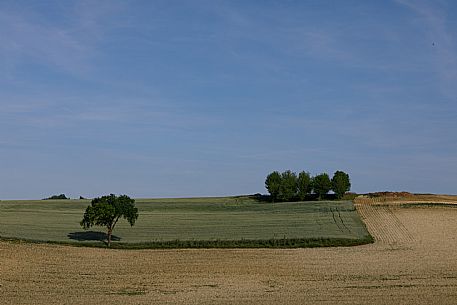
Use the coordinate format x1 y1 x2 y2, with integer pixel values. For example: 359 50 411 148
1 199 457 304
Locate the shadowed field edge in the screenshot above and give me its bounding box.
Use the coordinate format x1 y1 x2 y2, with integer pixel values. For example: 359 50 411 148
0 235 374 249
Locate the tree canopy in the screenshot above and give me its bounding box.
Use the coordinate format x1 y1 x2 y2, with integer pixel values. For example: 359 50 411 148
297 171 312 201
265 171 281 202
312 173 332 200
80 194 138 247
279 170 298 201
331 170 351 199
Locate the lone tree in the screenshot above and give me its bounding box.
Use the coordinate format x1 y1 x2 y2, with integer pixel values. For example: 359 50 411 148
279 170 298 201
331 170 351 199
312 173 332 200
80 194 138 247
297 171 312 201
265 171 281 202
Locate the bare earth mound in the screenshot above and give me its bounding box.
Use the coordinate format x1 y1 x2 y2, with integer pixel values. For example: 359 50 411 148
354 193 457 205
1 201 457 304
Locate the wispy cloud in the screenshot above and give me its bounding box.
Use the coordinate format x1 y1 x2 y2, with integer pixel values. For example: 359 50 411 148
0 12 89 75
0 1 124 77
0 90 221 133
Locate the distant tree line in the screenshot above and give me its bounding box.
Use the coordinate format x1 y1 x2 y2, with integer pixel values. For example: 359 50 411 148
43 194 69 200
265 170 351 202
42 194 89 200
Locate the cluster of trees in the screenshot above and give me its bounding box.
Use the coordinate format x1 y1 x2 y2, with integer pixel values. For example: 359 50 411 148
265 170 351 202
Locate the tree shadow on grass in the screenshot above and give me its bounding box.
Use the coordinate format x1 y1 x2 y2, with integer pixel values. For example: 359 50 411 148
67 231 121 243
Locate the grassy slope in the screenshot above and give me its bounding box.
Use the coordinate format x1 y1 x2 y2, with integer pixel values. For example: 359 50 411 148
0 196 372 248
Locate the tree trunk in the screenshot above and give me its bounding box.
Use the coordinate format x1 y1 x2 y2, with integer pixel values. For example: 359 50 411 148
107 228 112 247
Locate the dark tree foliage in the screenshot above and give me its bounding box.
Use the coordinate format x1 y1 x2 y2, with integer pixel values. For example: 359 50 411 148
265 171 281 202
312 173 332 200
331 170 351 199
297 171 312 201
279 170 298 201
80 194 138 247
43 194 69 200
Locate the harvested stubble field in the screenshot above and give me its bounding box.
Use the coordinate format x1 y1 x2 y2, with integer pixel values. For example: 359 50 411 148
1 195 457 304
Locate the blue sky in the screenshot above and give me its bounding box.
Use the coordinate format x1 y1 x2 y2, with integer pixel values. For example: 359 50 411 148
1 0 456 199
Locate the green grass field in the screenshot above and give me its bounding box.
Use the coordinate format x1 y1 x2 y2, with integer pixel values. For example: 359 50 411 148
0 196 372 248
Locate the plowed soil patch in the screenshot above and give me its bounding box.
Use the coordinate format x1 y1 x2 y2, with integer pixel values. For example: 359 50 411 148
356 204 414 247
